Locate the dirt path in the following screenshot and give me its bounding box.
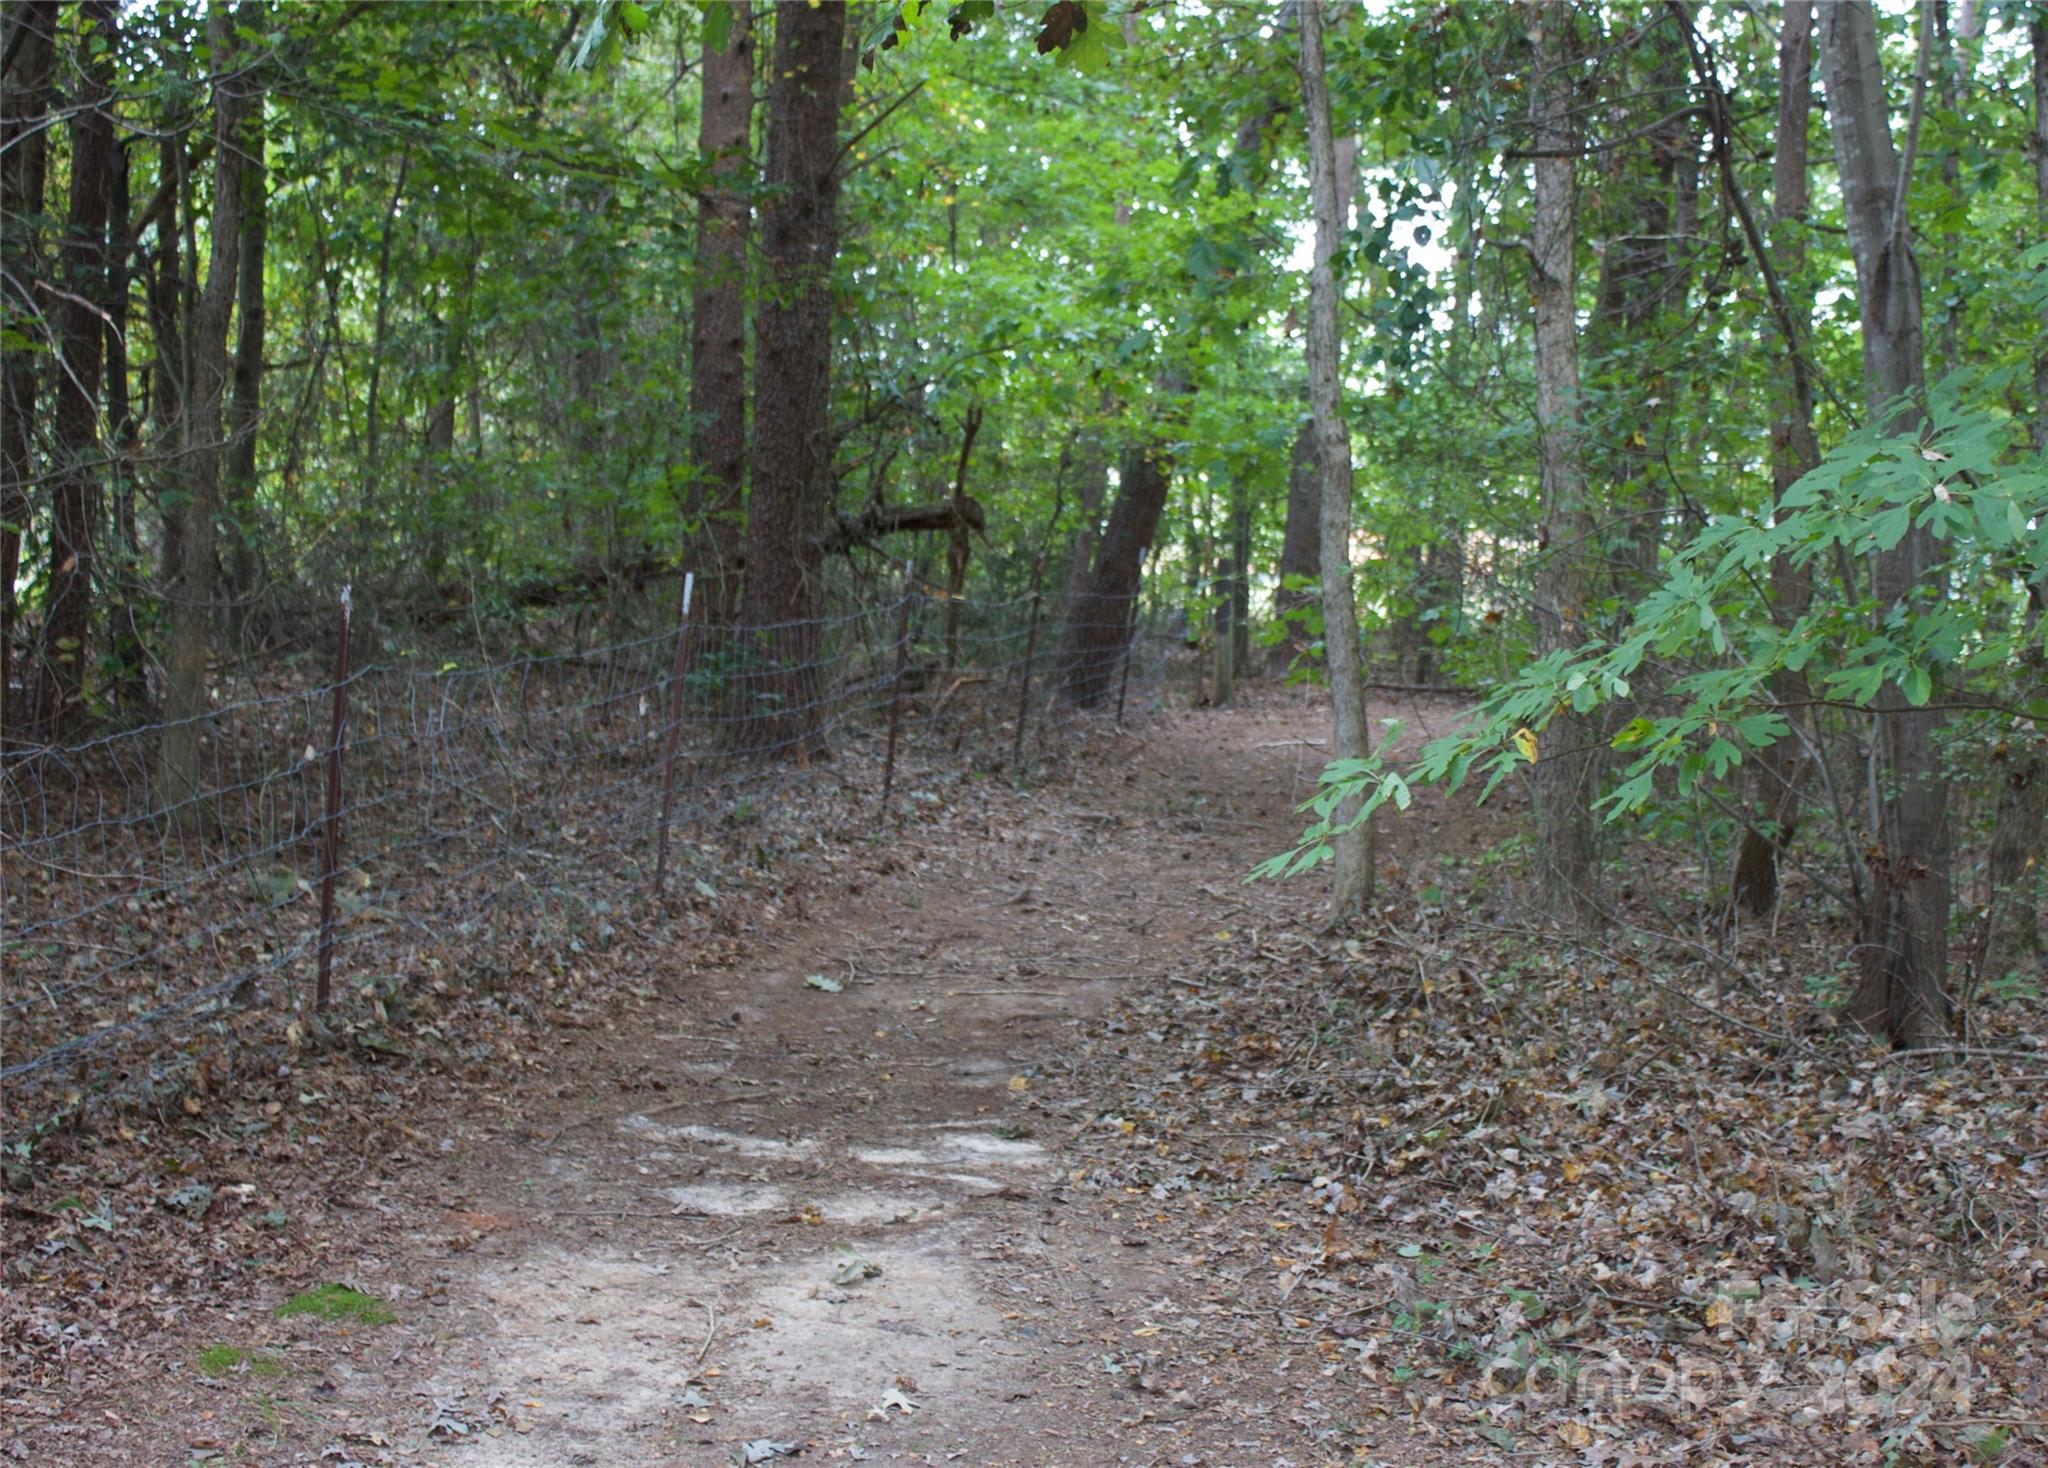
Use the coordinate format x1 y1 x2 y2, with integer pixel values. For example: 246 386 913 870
331 688 1431 1468
383 691 1381 1467
24 689 1467 1466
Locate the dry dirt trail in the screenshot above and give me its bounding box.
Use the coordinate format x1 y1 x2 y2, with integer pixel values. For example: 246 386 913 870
164 689 1458 1467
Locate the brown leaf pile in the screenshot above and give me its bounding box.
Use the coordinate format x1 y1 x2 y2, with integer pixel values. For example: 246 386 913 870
1058 848 2048 1464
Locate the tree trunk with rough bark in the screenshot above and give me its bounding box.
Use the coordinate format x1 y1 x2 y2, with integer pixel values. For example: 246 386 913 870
158 2 253 814
1587 28 1687 600
147 133 186 595
1272 411 1319 672
225 89 266 636
1061 443 1169 707
1271 133 1354 674
692 2 753 619
0 1 56 742
1211 542 1236 706
104 132 145 715
40 0 116 740
1414 537 1463 685
1733 0 1822 916
1300 0 1373 921
1063 433 1109 608
739 0 847 757
1819 0 1952 1050
942 406 983 672
1527 0 1600 929
1230 481 1250 671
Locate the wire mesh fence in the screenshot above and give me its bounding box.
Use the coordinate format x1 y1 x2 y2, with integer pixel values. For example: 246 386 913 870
0 580 1172 1140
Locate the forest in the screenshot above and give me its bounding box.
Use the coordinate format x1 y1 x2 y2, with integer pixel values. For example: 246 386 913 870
4 1 2048 1464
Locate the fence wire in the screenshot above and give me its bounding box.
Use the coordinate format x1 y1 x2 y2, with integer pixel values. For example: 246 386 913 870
0 583 1171 1139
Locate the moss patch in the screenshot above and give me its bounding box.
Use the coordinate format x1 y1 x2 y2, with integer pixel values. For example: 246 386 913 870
276 1283 395 1325
196 1345 284 1378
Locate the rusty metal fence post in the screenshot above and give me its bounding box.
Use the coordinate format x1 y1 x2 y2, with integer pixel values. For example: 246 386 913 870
653 571 696 897
1114 601 1139 729
314 585 352 1012
880 564 916 816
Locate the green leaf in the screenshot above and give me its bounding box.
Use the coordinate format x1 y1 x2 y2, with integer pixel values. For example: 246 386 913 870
1610 716 1655 750
701 0 730 52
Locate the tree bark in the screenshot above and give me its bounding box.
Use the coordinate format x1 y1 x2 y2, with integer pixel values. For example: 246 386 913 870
942 405 983 672
104 131 146 716
147 133 187 591
1588 28 1687 598
105 135 134 558
739 0 847 757
1211 541 1236 705
1300 0 1374 921
1527 0 1600 929
1272 135 1355 673
1211 476 1249 704
1732 0 1822 916
1063 430 1109 607
0 0 56 743
158 2 253 813
224 87 266 635
40 0 116 740
1414 537 1463 684
690 0 753 620
1818 0 1952 1050
1272 408 1319 671
1230 478 1250 670
1061 443 1169 707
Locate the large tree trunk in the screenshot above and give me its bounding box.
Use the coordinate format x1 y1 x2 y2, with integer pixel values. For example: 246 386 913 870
738 0 847 757
1271 134 1355 674
1300 0 1373 921
106 137 134 555
1230 479 1250 670
1063 431 1109 607
1588 29 1687 599
224 89 266 637
1413 537 1463 684
689 1 753 620
941 406 984 672
1732 0 1823 916
158 2 253 813
146 133 186 595
39 0 116 741
1527 0 1600 929
1211 476 1249 704
1060 443 1169 707
1819 1 1951 1050
104 132 145 716
419 288 460 595
0 1 56 743
1271 411 1319 673
1211 537 1236 706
